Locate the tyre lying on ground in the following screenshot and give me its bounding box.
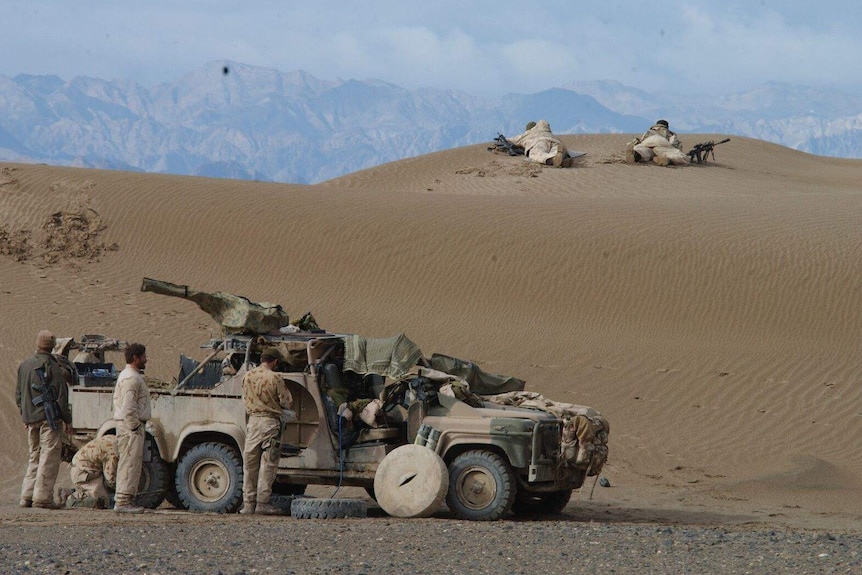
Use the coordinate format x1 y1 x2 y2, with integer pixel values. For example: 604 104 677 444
290 498 367 519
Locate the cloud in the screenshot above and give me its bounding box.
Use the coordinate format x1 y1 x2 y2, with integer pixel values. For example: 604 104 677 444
2 1 862 98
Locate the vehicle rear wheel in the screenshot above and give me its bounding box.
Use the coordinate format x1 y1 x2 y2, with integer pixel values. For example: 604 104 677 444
135 452 169 509
291 498 367 519
175 442 243 513
446 450 516 521
511 489 572 515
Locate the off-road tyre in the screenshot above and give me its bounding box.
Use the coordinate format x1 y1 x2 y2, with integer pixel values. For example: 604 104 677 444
175 442 243 513
135 455 170 509
290 498 367 519
446 450 516 521
511 489 572 516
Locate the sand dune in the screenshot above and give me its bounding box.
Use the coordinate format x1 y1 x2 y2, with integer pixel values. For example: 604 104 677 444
1 134 860 530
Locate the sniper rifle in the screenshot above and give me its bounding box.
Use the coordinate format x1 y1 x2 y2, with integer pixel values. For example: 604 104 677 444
687 138 730 164
33 366 61 431
490 133 524 156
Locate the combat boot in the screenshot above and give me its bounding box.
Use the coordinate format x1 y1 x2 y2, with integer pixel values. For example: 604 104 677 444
239 503 256 514
18 498 32 508
114 503 145 514
625 143 636 164
652 154 670 167
254 502 282 516
32 500 62 510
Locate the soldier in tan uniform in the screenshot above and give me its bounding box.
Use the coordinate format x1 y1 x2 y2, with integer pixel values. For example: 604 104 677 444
240 347 292 515
16 330 74 509
111 342 151 514
507 120 570 167
626 119 688 166
66 434 119 509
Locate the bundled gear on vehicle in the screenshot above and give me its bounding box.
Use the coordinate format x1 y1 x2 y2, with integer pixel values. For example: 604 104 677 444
141 277 291 335
483 390 609 474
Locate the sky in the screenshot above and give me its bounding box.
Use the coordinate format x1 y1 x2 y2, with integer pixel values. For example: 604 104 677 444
4 1 862 98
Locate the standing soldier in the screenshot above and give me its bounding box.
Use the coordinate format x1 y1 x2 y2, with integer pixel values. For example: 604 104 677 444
112 342 151 513
66 434 119 509
240 347 292 515
16 330 74 509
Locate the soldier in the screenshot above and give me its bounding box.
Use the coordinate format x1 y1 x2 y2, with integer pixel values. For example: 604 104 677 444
16 330 74 509
626 119 688 166
66 434 119 509
240 347 292 515
507 120 571 167
112 342 151 513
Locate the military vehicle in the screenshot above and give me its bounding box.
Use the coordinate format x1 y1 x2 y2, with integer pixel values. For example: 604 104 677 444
64 279 609 520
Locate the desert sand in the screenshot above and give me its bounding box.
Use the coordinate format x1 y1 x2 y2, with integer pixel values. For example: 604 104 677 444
1 134 860 535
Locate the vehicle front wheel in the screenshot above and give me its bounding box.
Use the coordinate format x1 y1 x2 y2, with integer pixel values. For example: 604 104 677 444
511 489 572 515
446 450 516 521
175 442 243 513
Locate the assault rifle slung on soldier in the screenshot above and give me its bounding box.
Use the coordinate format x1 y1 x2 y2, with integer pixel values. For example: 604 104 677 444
687 138 730 164
33 366 61 431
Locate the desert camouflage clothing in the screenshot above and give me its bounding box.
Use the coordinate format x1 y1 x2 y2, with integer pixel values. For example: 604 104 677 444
67 435 119 507
242 365 291 507
17 351 74 506
241 365 291 418
508 120 569 165
112 365 151 506
629 124 689 166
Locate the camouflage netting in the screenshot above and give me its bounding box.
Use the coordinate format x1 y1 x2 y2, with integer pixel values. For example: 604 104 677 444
342 334 423 380
141 277 291 335
428 353 525 395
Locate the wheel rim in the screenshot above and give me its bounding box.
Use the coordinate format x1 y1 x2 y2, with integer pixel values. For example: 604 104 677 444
456 465 498 510
188 459 231 503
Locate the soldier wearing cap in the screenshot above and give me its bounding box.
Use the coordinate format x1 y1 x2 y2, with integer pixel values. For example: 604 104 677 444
627 119 685 165
16 329 74 509
240 347 292 515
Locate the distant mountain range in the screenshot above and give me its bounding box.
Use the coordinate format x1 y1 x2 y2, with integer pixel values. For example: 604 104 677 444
2 61 861 184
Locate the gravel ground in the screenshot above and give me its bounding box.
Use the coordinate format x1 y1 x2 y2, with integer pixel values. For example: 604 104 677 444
1 505 860 575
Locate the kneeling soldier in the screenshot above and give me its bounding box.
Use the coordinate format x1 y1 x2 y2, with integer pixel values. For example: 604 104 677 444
66 434 119 509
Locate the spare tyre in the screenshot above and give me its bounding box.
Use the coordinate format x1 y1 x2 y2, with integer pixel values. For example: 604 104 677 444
373 444 448 518
290 498 367 519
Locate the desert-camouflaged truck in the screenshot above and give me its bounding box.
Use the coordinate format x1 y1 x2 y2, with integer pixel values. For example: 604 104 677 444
66 330 609 521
